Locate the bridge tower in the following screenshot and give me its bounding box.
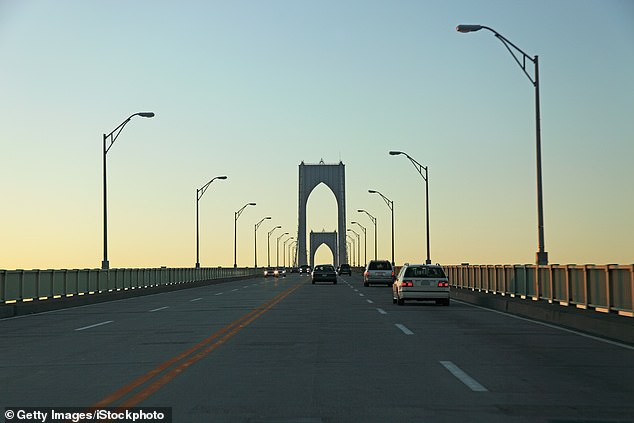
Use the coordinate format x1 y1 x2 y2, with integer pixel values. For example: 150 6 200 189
297 160 347 267
309 230 338 268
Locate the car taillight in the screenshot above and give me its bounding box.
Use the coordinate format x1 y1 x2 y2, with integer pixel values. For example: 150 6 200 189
402 281 413 287
437 281 449 287
391 271 395 278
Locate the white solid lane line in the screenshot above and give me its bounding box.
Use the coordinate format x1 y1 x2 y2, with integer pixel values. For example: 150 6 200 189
395 323 414 335
75 320 114 331
439 361 488 392
149 306 169 312
377 308 387 315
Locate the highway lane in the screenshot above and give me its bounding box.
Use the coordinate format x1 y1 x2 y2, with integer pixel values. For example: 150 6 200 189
1 273 632 422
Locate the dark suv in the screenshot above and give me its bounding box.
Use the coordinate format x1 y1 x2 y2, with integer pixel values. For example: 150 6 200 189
337 263 351 276
363 260 394 287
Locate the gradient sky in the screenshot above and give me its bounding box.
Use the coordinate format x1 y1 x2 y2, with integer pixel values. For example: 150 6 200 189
1 0 632 270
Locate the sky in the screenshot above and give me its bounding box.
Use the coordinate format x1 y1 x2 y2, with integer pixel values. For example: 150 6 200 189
1 0 633 270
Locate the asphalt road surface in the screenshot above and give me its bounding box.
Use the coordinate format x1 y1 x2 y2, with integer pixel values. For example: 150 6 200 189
1 273 632 422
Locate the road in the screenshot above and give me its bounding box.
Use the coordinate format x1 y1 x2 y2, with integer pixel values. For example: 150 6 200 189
1 273 632 422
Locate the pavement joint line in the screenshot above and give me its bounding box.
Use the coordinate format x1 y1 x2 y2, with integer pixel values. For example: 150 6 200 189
440 361 488 392
395 323 414 335
377 308 387 315
452 299 634 351
75 320 114 331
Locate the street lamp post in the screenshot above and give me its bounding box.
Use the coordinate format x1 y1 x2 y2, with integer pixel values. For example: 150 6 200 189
347 228 360 269
346 234 356 267
283 237 295 267
102 112 154 270
234 203 256 268
254 216 272 268
369 189 395 267
358 210 377 261
287 240 296 268
351 221 367 267
196 175 228 268
267 226 281 267
276 233 289 267
456 24 548 265
389 151 431 264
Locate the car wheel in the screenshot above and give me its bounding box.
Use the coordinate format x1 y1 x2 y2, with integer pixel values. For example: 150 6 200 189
392 297 397 304
397 297 404 306
363 281 369 287
312 280 315 285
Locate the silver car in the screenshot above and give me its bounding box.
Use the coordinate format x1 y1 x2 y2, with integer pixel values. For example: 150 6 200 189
392 264 450 306
363 260 394 287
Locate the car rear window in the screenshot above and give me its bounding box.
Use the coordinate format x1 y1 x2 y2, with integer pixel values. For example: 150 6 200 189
315 265 334 271
368 261 391 270
404 266 446 278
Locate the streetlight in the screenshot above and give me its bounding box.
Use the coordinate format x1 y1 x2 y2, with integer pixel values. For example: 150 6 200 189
102 112 154 270
369 189 394 267
346 234 356 267
351 221 367 267
288 240 297 268
456 24 548 265
267 226 282 267
234 202 256 268
254 216 272 268
196 175 227 268
357 210 377 261
389 151 431 264
347 228 360 269
283 237 295 267
276 232 289 267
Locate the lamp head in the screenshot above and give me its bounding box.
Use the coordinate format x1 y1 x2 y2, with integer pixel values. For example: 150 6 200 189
248 202 256 206
265 216 271 220
368 190 377 194
137 112 155 118
389 150 403 156
217 176 228 180
456 24 482 33
357 209 365 212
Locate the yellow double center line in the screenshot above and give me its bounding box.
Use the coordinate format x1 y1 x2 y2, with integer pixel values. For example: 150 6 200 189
93 283 301 408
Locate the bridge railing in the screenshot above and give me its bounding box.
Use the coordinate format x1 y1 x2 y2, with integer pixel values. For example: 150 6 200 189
444 264 634 317
0 267 260 304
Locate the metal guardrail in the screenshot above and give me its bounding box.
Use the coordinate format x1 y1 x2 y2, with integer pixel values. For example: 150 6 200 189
444 264 634 317
0 267 261 304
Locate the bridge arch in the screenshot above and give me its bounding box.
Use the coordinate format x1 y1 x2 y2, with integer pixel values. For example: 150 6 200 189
297 161 347 267
310 231 337 268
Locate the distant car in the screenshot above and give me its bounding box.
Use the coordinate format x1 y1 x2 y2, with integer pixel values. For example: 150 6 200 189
289 267 299 273
274 267 287 277
363 260 394 287
311 264 337 284
299 264 312 275
337 263 352 276
392 263 450 306
263 267 276 278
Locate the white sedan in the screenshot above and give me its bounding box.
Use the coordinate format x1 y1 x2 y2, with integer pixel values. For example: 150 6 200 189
392 264 450 306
